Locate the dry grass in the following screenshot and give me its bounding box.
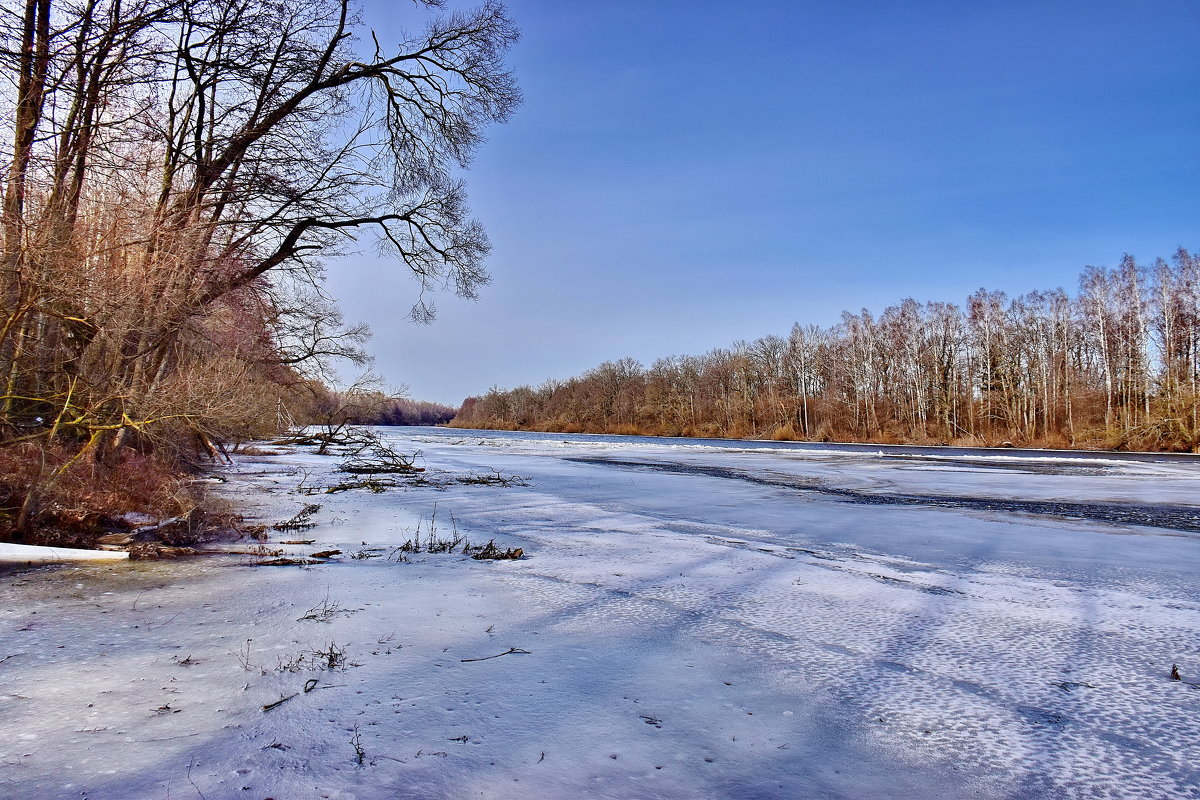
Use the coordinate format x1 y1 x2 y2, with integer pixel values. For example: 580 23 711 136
949 434 986 448
770 424 798 441
608 423 643 436
0 441 212 547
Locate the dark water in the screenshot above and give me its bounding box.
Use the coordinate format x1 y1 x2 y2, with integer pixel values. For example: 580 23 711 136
563 456 1200 536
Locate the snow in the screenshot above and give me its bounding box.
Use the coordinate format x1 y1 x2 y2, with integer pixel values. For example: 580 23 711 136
0 542 129 563
1 427 1198 799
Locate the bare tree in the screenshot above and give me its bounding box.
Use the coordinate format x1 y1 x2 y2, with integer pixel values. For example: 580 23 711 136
1 0 519 444
0 0 521 535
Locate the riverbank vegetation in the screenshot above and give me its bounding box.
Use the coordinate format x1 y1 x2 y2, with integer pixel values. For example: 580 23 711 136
0 0 517 544
454 250 1200 452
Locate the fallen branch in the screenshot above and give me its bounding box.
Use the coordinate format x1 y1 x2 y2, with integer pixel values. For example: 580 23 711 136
339 441 425 475
262 693 298 712
209 548 283 557
454 470 530 487
325 478 396 493
273 504 322 531
460 647 531 663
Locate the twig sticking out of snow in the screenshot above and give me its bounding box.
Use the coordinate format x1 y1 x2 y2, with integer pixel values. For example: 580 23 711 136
187 759 207 800
298 594 351 623
460 647 531 663
351 724 366 765
262 693 298 712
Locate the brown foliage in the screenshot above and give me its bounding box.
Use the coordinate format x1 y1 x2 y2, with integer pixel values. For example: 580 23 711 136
0 440 198 546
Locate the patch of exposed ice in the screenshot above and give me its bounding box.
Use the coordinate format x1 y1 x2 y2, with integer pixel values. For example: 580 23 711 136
0 543 129 563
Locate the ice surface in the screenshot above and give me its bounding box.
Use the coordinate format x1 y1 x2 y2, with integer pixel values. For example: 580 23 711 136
0 542 130 563
1 428 1198 799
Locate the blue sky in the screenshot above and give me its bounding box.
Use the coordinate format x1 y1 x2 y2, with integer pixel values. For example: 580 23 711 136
330 0 1200 405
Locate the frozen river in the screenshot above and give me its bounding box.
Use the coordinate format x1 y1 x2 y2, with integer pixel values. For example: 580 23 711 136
1 428 1198 798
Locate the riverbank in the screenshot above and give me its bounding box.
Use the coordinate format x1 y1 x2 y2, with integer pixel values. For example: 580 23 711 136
447 420 1200 455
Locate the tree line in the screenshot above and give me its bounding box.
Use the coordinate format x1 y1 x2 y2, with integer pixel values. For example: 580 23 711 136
454 250 1200 452
0 0 518 539
312 389 457 428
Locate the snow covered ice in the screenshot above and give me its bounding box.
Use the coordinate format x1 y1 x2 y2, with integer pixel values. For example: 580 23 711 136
2 427 1198 799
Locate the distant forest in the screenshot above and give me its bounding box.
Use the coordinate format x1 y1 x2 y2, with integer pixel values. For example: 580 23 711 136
329 394 457 427
454 250 1200 452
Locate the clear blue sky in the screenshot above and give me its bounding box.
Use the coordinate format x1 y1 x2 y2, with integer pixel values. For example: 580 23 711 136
329 0 1200 406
